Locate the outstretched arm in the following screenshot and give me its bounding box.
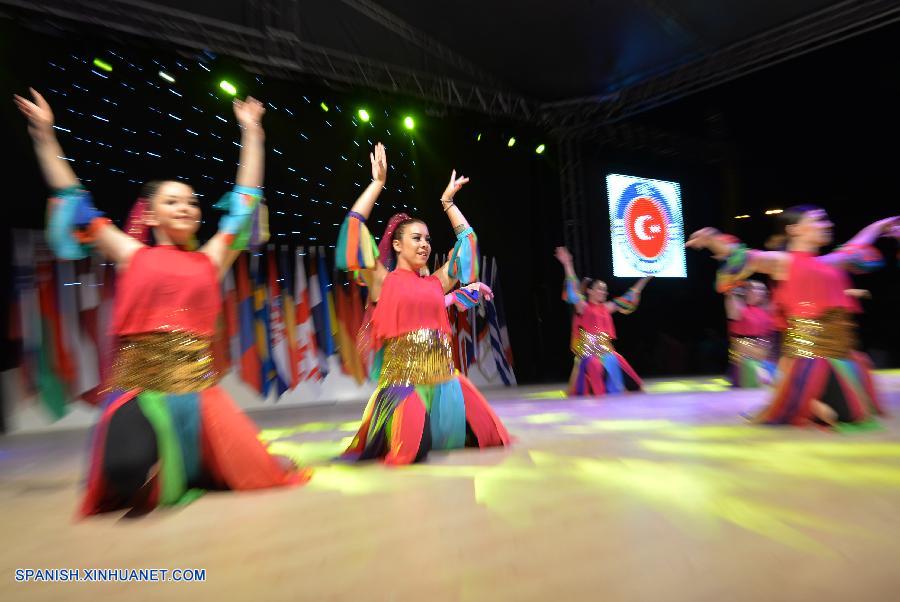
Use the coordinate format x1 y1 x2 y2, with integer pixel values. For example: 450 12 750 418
15 88 142 265
435 170 478 292
554 246 586 315
606 275 652 314
843 216 899 248
202 97 269 277
820 216 897 273
14 88 78 189
336 143 389 299
445 282 493 309
687 227 789 282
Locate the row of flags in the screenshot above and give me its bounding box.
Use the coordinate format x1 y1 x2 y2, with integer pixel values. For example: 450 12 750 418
443 254 517 386
9 230 516 419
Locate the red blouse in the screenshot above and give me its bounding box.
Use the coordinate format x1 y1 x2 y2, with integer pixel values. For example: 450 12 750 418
772 251 859 329
112 245 221 337
572 302 616 343
728 305 775 337
372 268 451 345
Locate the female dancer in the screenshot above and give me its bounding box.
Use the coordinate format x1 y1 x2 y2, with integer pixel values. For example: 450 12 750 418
687 206 896 426
14 89 308 515
335 143 509 464
554 247 651 396
724 280 777 388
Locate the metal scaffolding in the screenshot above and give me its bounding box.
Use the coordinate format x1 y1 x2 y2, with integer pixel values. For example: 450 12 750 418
4 0 896 130
557 136 590 277
544 0 900 127
0 0 538 120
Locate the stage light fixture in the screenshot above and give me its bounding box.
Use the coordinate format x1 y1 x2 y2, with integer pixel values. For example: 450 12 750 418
535 144 546 154
320 101 329 112
507 137 516 148
219 80 237 96
403 116 415 130
159 71 175 83
92 58 112 72
357 109 370 122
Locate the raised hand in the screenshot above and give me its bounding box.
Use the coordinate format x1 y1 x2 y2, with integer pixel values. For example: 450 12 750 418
554 246 573 266
845 288 872 300
685 227 722 251
441 169 470 202
13 88 55 136
233 96 265 130
873 216 899 238
462 281 494 302
370 142 387 184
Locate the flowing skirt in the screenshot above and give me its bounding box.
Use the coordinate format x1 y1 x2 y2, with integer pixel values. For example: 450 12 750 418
343 373 510 465
754 352 883 426
728 357 777 388
80 385 309 516
569 352 642 396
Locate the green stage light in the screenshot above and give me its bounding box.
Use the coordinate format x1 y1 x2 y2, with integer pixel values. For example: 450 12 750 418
403 116 415 130
92 58 113 72
320 101 329 112
357 108 370 122
535 144 546 154
507 137 516 148
219 80 237 96
476 133 482 141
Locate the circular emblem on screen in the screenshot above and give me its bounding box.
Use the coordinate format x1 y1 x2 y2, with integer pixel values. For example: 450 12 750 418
608 176 684 277
624 196 666 260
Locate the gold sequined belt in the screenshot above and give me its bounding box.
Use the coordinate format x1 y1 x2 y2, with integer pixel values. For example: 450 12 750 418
109 331 219 394
379 329 455 386
572 329 616 359
782 309 856 360
729 336 772 362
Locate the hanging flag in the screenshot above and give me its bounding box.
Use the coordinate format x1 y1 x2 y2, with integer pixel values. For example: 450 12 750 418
251 250 277 397
484 258 516 385
334 272 367 383
319 246 339 350
472 256 494 381
236 254 262 392
222 265 240 371
491 257 516 378
267 245 291 396
307 247 331 376
294 247 321 381
278 245 300 387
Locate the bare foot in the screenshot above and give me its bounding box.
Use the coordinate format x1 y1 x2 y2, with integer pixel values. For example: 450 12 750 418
811 399 837 426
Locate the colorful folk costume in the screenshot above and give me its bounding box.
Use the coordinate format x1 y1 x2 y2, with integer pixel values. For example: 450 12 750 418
563 278 643 396
718 242 884 426
47 185 308 516
727 301 777 388
336 212 510 464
